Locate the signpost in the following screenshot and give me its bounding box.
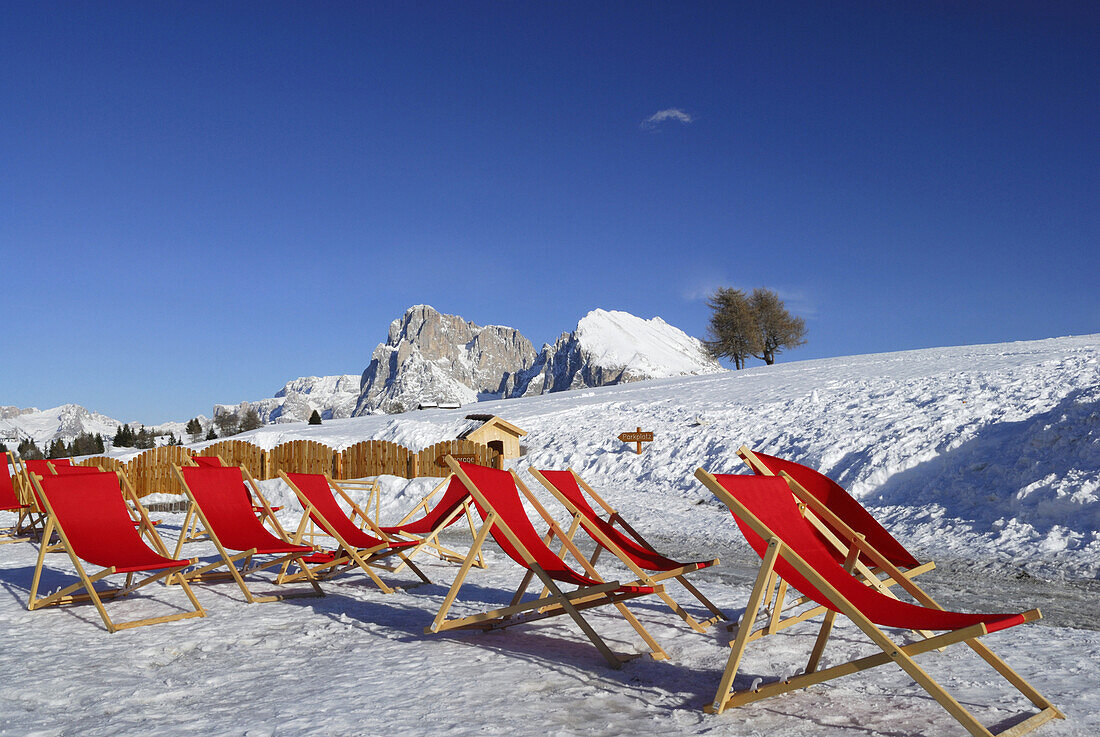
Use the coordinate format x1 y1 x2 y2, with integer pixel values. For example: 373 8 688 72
617 427 654 454
436 453 479 467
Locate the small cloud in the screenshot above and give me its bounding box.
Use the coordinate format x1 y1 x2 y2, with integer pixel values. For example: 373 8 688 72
641 108 694 130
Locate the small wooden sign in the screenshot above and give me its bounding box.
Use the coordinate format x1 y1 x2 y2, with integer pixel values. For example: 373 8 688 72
437 453 479 468
617 427 654 454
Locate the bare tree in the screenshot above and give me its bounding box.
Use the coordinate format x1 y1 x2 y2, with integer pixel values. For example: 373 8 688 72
748 287 807 365
214 411 239 437
705 287 760 370
238 407 263 432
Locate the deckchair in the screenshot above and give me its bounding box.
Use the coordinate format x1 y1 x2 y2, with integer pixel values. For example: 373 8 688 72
278 472 430 593
695 469 1063 736
179 455 281 542
737 446 936 639
379 474 487 571
171 465 324 603
27 471 205 632
429 458 669 667
530 467 726 632
1 452 32 543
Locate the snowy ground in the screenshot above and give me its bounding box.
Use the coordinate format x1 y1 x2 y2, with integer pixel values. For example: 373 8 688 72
3 334 1098 735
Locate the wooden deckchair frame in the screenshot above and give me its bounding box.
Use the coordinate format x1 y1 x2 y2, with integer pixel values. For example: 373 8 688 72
1 452 33 544
736 446 936 640
170 466 324 603
26 471 205 632
10 456 50 538
427 457 669 668
383 474 487 571
695 468 1063 736
277 472 430 593
529 467 727 632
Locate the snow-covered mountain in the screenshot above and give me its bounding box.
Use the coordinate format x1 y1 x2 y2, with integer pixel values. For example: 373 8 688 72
351 305 724 414
214 375 361 424
0 403 199 448
353 305 537 415
510 308 724 396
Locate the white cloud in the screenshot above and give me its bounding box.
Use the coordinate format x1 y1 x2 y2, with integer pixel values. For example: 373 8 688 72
641 108 694 130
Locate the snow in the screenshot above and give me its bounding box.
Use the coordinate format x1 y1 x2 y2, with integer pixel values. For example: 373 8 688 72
574 308 723 378
3 333 1099 735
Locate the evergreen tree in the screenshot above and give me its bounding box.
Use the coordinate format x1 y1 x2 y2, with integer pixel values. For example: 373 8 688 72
238 407 263 432
205 427 218 441
185 418 203 442
134 426 155 450
17 438 43 460
94 433 105 453
0 442 7 454
308 410 322 425
47 438 69 458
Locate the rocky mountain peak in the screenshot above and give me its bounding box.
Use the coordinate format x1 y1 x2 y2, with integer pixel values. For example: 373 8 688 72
354 305 537 415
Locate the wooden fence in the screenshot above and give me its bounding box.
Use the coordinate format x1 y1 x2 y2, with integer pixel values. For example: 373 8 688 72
338 440 415 479
125 445 195 497
269 439 337 477
416 439 502 477
198 440 268 480
78 456 126 473
72 435 500 498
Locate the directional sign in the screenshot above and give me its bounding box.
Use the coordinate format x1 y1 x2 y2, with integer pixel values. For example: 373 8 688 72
617 427 654 454
436 453 479 467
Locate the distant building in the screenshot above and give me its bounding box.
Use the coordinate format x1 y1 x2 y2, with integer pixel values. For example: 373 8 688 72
458 415 527 459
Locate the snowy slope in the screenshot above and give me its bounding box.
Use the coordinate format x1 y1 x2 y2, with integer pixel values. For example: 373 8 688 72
2 333 1098 736
214 374 361 424
0 403 122 446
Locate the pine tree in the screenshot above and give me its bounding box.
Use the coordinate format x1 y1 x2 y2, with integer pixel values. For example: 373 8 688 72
705 287 759 370
185 418 203 442
308 410 322 425
205 427 217 441
17 438 43 460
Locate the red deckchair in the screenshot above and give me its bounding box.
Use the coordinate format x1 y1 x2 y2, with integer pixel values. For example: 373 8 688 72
1 452 32 543
378 474 486 570
278 472 430 592
171 465 323 603
737 446 937 639
428 458 669 667
695 469 1063 735
27 471 205 632
531 468 726 632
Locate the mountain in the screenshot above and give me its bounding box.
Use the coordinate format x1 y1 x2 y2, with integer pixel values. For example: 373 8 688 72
214 375 361 425
0 403 182 448
509 309 724 396
354 305 537 415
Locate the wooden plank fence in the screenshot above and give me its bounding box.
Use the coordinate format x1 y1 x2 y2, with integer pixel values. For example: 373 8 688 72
416 439 502 477
77 456 126 473
338 440 414 479
269 439 337 477
198 440 268 479
125 446 195 497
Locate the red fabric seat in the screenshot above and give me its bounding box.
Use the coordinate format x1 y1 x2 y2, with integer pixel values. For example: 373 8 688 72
710 474 1026 634
537 469 715 573
286 473 417 552
52 465 104 475
379 475 471 537
459 463 653 595
38 473 191 574
192 456 223 468
747 451 921 570
180 466 312 556
2 461 28 512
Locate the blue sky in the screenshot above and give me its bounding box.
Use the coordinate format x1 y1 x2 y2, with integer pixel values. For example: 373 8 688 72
2 2 1097 423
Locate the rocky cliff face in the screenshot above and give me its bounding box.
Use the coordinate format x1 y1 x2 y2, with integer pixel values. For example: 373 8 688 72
510 309 723 397
353 305 537 415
